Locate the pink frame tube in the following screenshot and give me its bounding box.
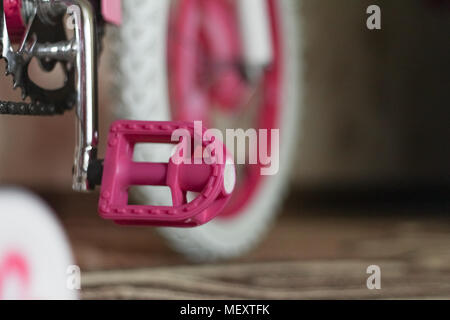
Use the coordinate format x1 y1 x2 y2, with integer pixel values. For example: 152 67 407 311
101 0 122 25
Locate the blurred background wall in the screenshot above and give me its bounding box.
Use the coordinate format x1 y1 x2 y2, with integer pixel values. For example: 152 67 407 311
296 0 450 188
0 0 448 193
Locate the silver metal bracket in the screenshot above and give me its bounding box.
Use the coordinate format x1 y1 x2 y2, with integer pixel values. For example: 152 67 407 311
31 0 100 191
65 0 100 192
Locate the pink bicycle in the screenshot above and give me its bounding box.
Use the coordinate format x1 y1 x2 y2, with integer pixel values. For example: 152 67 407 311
0 0 302 262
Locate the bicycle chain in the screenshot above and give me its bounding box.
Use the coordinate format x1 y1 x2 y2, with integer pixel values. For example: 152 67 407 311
0 100 63 116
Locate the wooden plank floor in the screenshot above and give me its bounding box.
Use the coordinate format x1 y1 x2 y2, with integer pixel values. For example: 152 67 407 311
44 192 450 299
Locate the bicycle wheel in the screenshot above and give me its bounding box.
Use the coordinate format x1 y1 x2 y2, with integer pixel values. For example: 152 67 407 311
0 189 76 299
111 0 303 261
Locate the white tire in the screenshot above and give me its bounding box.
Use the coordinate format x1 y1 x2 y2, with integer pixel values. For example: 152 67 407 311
0 189 77 299
110 0 303 261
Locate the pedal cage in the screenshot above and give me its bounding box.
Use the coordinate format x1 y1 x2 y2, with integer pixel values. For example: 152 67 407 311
98 120 235 227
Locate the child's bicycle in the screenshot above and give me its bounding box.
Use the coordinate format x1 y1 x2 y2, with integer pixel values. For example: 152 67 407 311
0 0 301 274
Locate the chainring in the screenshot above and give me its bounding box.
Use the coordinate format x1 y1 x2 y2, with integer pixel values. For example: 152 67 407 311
1 3 76 112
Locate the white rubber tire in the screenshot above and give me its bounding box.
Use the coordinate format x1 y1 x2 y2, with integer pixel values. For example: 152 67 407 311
0 189 77 299
110 0 303 261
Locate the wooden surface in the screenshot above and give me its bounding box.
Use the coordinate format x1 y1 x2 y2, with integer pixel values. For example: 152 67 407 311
44 192 450 300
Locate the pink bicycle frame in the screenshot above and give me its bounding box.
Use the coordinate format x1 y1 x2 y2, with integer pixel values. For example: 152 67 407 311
101 0 121 25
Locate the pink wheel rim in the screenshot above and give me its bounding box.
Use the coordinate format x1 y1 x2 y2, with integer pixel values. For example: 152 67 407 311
168 0 283 219
3 0 27 43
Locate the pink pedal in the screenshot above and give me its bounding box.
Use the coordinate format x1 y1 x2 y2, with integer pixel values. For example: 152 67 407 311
98 120 235 227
